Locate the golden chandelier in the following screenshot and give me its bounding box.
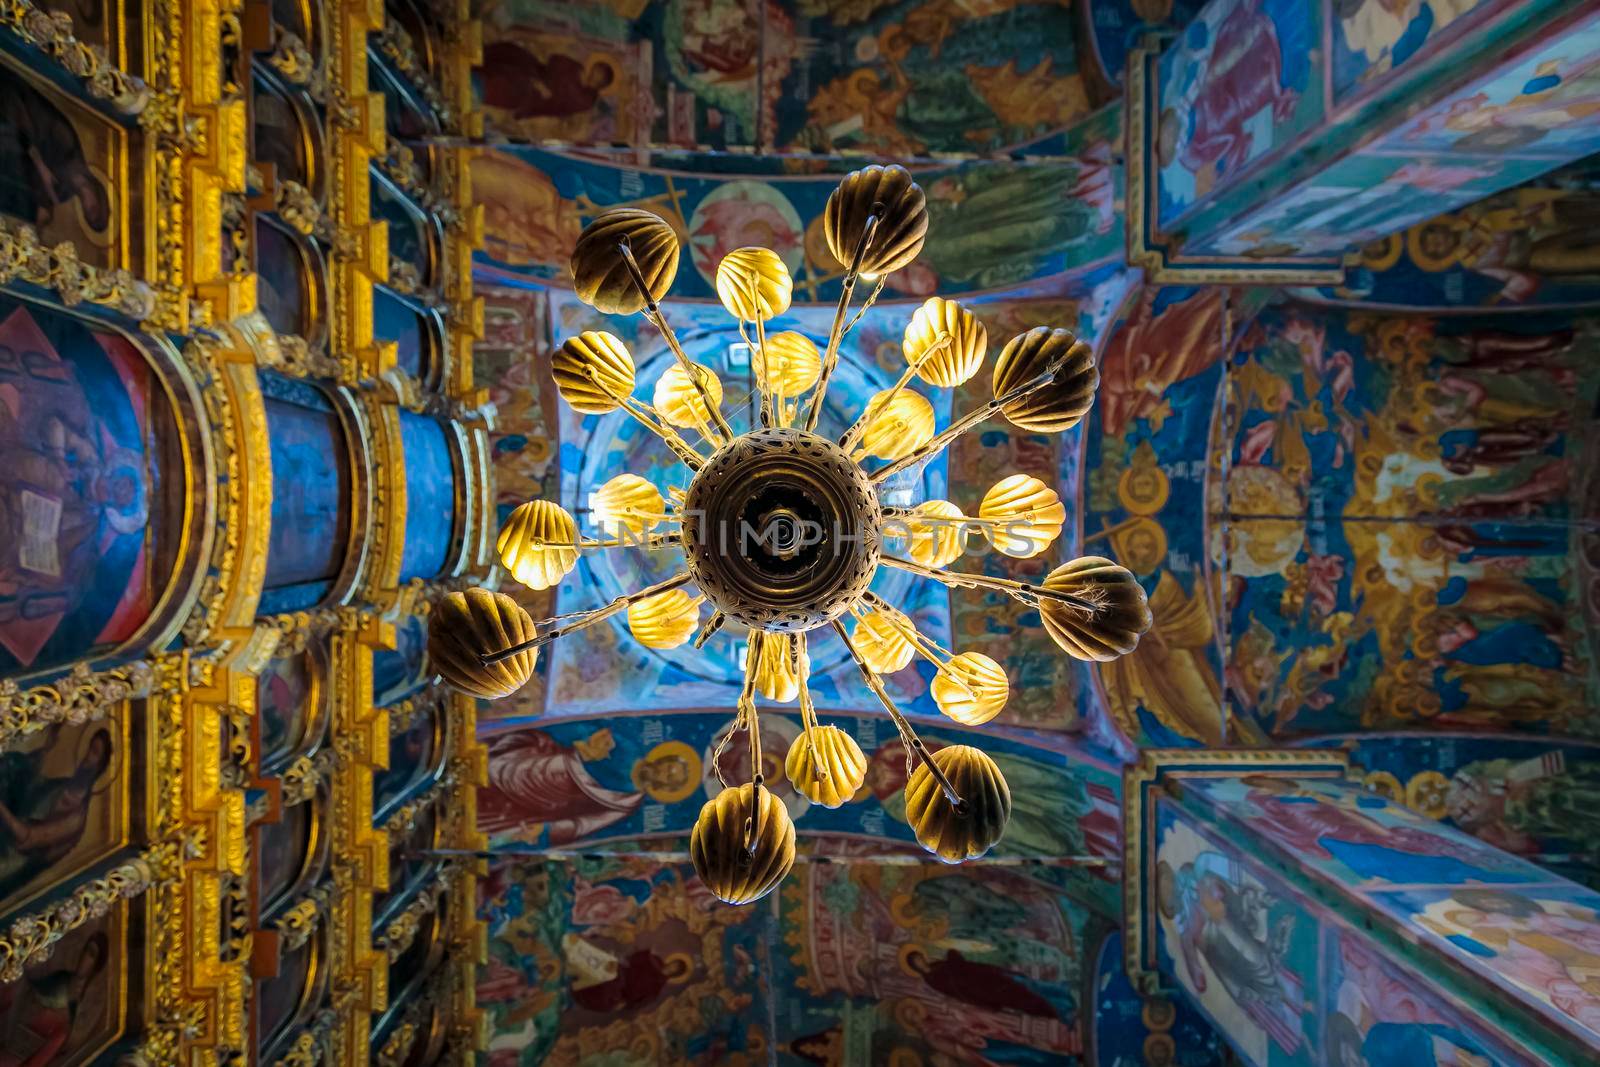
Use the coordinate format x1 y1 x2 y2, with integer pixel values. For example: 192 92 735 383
429 164 1151 904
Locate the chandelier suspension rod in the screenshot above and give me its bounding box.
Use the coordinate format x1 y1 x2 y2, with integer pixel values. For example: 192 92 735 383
582 365 707 470
868 353 1075 483
831 620 966 812
479 572 694 665
804 211 882 432
617 240 736 443
880 554 1100 615
837 334 953 455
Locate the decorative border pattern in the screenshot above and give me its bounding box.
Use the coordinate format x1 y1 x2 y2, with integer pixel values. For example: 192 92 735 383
0 834 189 980
0 660 154 754
0 1 151 113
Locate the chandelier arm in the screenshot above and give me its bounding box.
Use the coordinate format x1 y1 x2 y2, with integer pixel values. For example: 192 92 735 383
693 610 726 648
580 365 706 470
803 212 882 432
857 594 976 701
511 531 680 552
839 274 888 340
867 355 1073 484
478 571 694 665
879 554 1100 615
738 637 767 857
830 619 966 811
751 302 776 430
838 335 951 454
616 240 736 443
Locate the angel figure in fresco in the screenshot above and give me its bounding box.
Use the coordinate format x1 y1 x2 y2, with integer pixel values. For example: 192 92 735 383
477 729 642 845
0 727 113 902
1180 0 1298 178
0 931 109 1067
1156 854 1304 1054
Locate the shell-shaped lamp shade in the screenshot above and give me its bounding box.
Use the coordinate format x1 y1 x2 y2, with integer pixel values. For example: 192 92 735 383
552 331 636 414
497 500 579 591
854 389 935 461
570 208 679 314
852 604 915 674
754 331 822 395
589 473 665 539
931 652 1010 726
653 361 725 430
716 247 793 321
824 164 929 278
785 725 867 809
905 745 1011 863
977 474 1065 558
428 589 537 700
1039 556 1153 661
992 327 1099 433
751 634 807 703
690 783 796 904
627 588 702 650
887 499 968 568
902 297 987 388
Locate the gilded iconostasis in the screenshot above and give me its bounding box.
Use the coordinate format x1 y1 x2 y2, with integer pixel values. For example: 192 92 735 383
0 0 488 1064
3 0 1600 1065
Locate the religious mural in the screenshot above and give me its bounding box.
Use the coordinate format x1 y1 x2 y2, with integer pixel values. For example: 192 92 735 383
475 0 1107 158
1152 779 1562 1067
1316 733 1600 891
0 65 121 269
1307 154 1600 310
471 147 1120 307
1080 286 1272 749
0 298 181 679
1176 774 1600 1055
1219 303 1598 739
1088 930 1232 1067
260 373 354 614
1153 0 1320 230
477 711 1124 910
482 850 1105 1066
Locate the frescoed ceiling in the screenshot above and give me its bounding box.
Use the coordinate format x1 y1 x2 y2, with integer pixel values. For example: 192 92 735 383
463 2 1600 1064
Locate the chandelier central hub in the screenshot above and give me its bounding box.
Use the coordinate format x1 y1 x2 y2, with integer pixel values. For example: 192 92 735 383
681 428 881 633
